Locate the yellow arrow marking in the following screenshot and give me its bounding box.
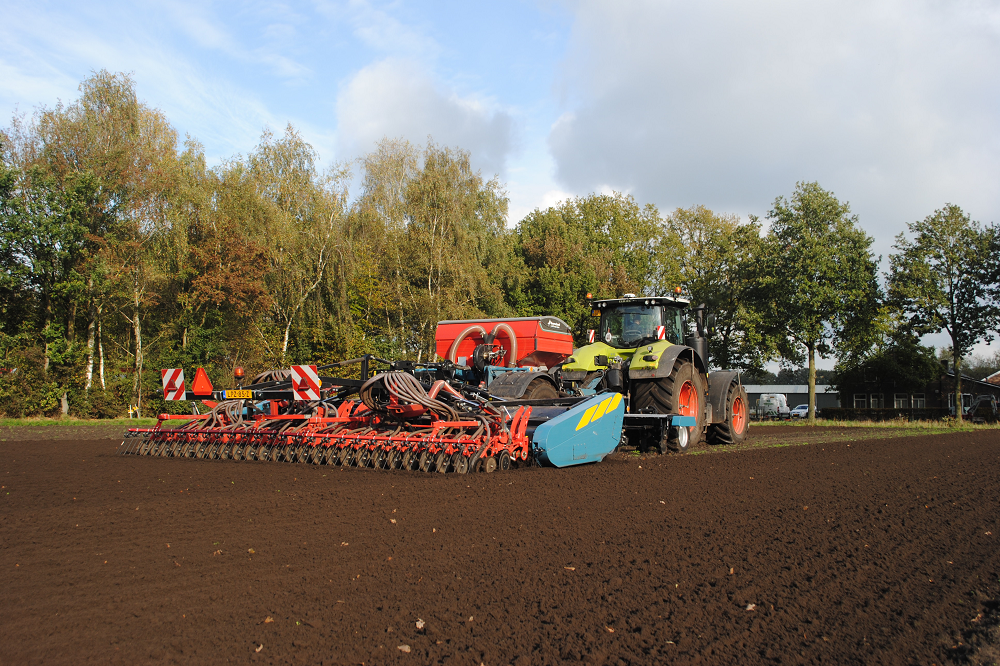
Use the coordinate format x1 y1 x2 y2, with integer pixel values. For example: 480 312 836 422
576 405 598 430
592 396 613 421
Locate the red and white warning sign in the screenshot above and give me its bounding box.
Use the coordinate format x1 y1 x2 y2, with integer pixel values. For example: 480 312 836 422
290 364 321 401
587 329 595 343
656 325 666 340
161 368 185 401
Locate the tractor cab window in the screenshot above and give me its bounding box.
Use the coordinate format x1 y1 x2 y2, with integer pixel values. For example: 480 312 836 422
600 305 683 348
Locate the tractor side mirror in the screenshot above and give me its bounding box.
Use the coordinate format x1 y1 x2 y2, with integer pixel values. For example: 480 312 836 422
594 355 609 367
706 313 716 335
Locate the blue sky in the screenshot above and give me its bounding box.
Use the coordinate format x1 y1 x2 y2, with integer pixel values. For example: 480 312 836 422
4 0 1000 363
1 0 575 221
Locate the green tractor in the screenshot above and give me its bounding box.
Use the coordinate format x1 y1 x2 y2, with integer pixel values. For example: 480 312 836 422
559 293 749 453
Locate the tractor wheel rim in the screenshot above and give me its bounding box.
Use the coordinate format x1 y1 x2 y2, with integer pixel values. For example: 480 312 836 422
678 381 698 417
732 396 747 434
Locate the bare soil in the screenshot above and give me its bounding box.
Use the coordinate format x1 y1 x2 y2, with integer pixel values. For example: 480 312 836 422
1 426 999 665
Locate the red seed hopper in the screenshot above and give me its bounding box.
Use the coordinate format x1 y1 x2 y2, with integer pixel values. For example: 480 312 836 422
435 316 574 370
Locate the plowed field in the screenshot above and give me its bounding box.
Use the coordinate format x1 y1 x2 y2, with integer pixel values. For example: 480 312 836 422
1 426 999 665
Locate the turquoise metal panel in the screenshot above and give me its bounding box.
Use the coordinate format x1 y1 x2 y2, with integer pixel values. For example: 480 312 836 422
672 415 696 427
533 393 626 467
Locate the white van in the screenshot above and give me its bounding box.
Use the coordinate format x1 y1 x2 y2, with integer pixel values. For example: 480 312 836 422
757 393 790 420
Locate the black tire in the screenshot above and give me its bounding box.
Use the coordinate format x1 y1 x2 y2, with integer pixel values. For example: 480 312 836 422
522 377 559 400
707 381 750 445
631 358 707 452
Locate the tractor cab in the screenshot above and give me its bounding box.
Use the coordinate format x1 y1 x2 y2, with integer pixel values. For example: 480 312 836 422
592 295 687 350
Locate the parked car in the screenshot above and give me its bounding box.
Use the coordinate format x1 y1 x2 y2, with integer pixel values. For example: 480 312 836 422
790 404 809 418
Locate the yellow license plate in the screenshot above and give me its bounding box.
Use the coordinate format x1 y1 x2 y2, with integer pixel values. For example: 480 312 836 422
224 389 253 399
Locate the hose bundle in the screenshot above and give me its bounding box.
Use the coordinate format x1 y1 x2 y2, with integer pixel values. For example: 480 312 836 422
360 371 461 422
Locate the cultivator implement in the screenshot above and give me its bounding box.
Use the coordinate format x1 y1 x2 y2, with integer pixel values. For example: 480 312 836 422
120 363 625 471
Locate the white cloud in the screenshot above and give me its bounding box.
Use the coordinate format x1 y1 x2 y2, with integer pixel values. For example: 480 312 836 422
344 0 441 59
550 0 1000 256
159 0 312 81
335 58 514 176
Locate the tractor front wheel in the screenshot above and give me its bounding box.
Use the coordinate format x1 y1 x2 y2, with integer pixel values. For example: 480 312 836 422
631 358 706 453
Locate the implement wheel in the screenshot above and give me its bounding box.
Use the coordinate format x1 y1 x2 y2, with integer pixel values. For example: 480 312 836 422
632 358 707 453
435 451 449 473
522 377 559 400
418 451 433 472
453 454 469 474
483 457 498 473
707 380 750 446
374 449 388 469
498 451 511 471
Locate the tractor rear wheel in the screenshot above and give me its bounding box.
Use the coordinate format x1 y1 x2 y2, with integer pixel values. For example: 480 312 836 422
707 380 749 445
631 358 706 453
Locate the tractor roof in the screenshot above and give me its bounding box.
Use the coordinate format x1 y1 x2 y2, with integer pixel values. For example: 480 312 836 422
592 295 691 308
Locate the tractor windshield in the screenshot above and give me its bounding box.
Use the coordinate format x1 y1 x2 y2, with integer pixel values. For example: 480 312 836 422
599 304 684 349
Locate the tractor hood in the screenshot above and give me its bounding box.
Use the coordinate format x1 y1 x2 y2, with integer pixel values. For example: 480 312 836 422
562 340 678 380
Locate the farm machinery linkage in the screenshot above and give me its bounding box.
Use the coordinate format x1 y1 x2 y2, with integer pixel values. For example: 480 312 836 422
120 299 750 472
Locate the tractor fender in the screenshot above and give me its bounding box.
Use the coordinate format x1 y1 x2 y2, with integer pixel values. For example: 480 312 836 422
488 371 556 399
628 345 707 380
706 370 741 424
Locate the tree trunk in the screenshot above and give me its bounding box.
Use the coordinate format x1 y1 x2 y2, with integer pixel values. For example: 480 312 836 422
954 349 963 424
133 273 143 418
84 284 96 390
807 340 817 424
282 317 293 359
84 316 96 390
43 296 52 374
98 313 105 390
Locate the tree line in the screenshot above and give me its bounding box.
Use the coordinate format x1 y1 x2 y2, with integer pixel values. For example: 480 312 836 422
2 72 997 422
